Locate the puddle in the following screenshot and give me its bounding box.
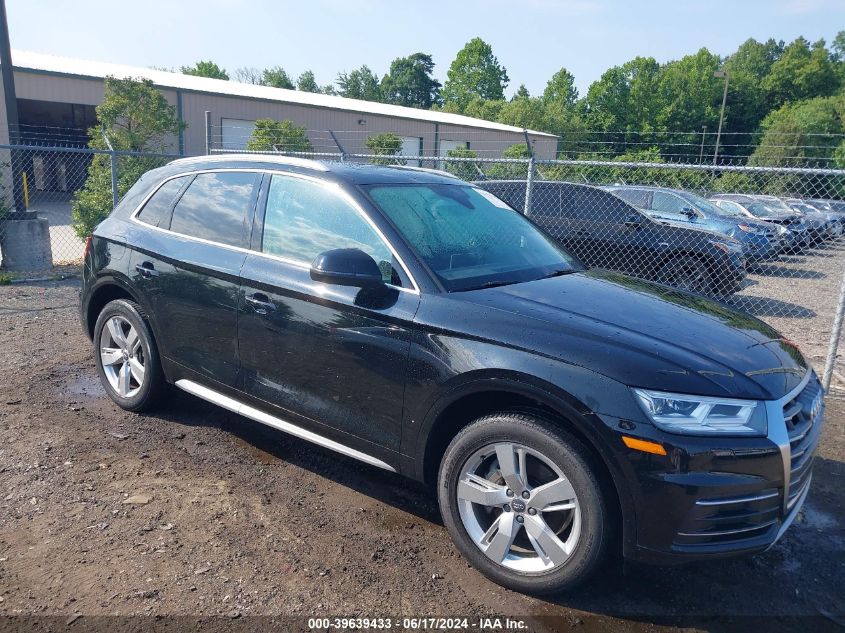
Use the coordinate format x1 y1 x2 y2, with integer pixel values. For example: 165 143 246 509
64 373 106 399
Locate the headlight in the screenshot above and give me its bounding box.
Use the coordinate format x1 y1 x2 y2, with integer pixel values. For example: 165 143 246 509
633 389 766 436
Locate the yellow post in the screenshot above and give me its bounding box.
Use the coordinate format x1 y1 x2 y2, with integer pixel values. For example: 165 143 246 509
22 171 29 210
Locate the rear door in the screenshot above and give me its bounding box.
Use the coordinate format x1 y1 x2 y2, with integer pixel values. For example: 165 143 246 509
129 170 260 387
237 172 419 457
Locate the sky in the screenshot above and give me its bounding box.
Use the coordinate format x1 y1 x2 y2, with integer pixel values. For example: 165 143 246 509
7 0 845 98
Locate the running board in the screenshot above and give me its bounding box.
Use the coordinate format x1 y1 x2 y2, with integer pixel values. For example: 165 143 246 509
175 379 396 472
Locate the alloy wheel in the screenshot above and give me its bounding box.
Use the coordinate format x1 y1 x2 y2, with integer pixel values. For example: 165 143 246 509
99 315 145 398
456 442 581 573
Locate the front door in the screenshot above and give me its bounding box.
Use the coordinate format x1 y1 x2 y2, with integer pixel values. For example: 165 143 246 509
237 173 420 456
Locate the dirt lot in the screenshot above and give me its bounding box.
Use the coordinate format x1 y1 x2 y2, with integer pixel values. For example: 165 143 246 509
0 273 843 632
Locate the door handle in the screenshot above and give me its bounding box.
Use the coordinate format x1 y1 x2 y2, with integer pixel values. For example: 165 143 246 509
135 262 159 278
246 293 276 314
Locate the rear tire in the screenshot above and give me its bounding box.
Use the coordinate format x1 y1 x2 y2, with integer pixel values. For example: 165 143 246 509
93 299 165 412
657 256 712 295
437 413 609 595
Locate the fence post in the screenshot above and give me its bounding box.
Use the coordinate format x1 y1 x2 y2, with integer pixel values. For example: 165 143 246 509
822 266 845 391
100 128 119 207
522 129 534 216
205 111 212 155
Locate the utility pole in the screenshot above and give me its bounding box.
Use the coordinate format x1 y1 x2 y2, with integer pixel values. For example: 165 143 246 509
713 70 729 166
0 0 23 215
699 125 707 164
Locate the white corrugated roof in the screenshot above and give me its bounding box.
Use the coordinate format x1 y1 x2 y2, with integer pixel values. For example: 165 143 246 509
11 50 557 138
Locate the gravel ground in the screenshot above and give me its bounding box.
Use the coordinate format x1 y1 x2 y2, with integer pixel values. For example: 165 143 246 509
0 251 843 631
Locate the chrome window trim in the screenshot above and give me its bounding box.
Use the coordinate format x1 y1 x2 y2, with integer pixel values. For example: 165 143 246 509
175 379 396 472
129 167 421 295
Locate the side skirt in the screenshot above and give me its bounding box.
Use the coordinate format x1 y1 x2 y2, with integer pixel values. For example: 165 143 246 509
175 379 397 472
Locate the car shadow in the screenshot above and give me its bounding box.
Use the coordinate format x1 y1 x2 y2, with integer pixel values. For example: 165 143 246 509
153 388 443 524
751 264 826 279
725 296 816 318
156 388 844 626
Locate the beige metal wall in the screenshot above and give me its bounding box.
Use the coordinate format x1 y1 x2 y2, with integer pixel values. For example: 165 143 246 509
11 69 557 159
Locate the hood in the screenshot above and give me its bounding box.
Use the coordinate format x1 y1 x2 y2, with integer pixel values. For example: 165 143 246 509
454 270 807 401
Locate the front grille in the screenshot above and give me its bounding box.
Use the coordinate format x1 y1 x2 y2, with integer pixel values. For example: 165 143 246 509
785 375 823 509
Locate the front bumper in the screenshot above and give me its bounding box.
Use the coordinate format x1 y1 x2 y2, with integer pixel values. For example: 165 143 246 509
603 371 823 565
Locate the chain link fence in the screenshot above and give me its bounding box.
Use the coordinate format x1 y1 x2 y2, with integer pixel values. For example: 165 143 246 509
0 144 178 271
2 133 844 392
210 143 845 390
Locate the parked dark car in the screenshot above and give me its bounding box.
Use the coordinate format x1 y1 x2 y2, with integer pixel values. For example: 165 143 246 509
710 194 812 251
605 185 783 262
784 199 843 239
478 180 746 296
80 156 823 595
752 195 828 245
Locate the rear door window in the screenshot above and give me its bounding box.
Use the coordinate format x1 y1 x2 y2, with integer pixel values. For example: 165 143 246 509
169 172 258 247
136 176 191 228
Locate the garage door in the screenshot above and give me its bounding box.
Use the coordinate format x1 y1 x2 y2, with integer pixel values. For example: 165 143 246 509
221 118 257 150
399 136 422 166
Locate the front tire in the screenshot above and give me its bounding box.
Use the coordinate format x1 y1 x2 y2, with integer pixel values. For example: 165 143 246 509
93 299 165 412
437 413 609 595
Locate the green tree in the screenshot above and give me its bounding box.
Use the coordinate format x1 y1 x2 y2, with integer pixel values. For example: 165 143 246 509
442 37 509 111
461 96 506 122
337 65 382 101
749 94 844 167
543 68 578 110
365 133 403 164
246 119 313 152
380 53 442 108
444 146 480 181
581 56 663 137
261 66 295 89
763 37 838 108
71 77 185 238
656 48 723 133
722 38 784 139
180 60 229 80
487 143 531 180
297 70 320 92
496 94 547 131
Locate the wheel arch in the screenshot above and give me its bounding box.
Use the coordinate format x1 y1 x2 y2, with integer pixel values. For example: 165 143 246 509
83 276 145 340
415 374 631 546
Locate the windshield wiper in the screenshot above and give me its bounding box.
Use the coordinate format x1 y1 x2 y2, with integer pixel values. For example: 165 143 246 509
477 280 518 289
540 269 576 279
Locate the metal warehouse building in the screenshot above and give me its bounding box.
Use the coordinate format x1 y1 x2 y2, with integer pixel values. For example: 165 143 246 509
1 50 558 158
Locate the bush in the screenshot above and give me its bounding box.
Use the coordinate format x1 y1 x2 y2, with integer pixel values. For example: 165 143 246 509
365 133 403 165
443 147 480 181
246 119 312 153
70 77 184 238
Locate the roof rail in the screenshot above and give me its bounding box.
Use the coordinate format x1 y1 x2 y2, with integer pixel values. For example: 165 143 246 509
169 152 330 172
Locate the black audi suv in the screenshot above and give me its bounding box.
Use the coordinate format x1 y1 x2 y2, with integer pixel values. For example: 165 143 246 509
80 155 824 595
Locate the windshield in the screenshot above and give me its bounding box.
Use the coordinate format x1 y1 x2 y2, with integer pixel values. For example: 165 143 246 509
674 190 726 217
365 184 579 292
756 197 794 214
711 201 746 218
745 201 781 218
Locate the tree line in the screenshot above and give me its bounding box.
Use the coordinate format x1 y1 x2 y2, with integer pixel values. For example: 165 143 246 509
179 33 845 167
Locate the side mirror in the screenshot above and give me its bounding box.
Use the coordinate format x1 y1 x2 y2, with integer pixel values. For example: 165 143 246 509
623 213 642 228
682 207 698 218
310 248 384 288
